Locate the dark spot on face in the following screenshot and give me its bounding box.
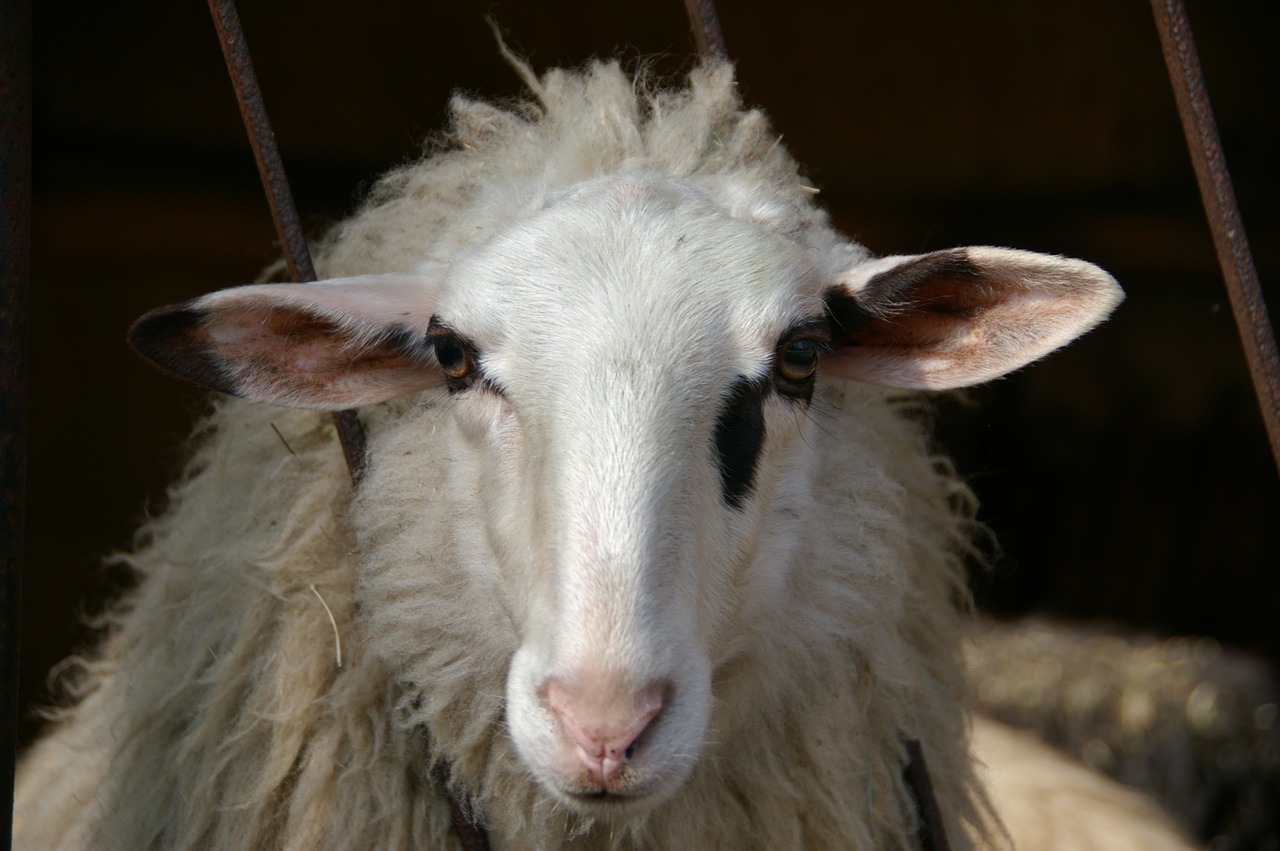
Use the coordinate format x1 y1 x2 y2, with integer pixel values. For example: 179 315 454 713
714 376 768 509
712 323 832 509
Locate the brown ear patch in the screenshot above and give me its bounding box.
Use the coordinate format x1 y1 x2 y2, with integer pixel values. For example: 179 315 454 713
825 249 990 347
821 246 1123 389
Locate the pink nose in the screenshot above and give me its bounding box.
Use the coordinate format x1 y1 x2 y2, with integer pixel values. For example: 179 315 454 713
544 678 666 784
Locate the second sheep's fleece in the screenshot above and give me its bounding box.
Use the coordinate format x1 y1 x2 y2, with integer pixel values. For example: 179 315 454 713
16 57 1199 849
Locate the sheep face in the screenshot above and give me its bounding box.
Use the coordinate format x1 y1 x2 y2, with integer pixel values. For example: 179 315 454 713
130 169 1121 818
445 172 819 803
358 172 829 813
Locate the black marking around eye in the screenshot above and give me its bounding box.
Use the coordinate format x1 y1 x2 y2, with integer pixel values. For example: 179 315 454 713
713 376 769 509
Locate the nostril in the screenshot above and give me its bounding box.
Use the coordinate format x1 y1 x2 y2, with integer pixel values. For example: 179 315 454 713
543 677 668 782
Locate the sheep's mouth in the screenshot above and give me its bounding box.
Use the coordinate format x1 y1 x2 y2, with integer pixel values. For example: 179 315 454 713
558 778 669 813
560 791 654 819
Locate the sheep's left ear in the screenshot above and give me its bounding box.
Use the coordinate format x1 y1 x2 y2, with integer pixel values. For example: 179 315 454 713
821 247 1123 390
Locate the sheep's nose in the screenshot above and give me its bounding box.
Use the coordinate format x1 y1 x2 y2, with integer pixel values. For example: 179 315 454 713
544 677 666 783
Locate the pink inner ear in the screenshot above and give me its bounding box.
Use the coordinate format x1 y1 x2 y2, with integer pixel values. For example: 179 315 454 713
206 304 366 376
850 276 1003 349
206 304 441 409
131 286 443 410
822 247 1123 390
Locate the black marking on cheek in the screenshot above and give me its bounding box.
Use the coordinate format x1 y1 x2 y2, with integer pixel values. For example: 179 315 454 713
713 376 769 509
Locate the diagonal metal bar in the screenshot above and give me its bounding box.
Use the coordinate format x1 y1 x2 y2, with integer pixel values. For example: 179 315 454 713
207 9 486 849
206 0 369 480
207 0 314 284
684 0 727 59
1150 0 1280 475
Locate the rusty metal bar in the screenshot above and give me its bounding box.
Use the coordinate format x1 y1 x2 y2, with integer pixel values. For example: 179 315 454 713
205 3 481 845
684 0 727 58
207 0 314 285
206 0 368 480
1150 0 1280 475
0 0 31 844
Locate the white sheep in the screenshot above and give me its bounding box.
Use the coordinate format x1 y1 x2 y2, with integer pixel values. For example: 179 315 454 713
15 57 1198 850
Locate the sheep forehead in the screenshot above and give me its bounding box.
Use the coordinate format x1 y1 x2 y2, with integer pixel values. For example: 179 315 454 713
438 171 824 374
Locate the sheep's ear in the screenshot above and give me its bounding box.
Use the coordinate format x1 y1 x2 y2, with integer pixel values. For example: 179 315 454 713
821 247 1122 390
129 274 442 409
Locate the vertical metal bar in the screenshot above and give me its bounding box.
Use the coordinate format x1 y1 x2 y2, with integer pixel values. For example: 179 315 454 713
1150 0 1280 475
0 0 32 845
206 0 369 480
684 0 727 58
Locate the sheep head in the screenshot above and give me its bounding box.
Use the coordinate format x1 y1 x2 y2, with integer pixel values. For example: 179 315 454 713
130 170 1120 817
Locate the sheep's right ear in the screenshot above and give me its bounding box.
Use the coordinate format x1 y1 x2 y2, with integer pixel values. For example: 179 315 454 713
129 274 443 410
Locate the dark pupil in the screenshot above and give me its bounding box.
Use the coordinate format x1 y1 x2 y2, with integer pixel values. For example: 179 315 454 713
434 337 465 372
784 341 817 371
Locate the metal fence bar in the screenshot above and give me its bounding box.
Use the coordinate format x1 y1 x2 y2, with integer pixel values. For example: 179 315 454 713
206 0 369 480
1150 0 1280 475
207 1 480 843
0 0 32 845
684 0 727 58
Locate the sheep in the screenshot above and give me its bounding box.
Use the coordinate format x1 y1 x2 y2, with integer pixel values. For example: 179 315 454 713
14 56 1197 850
966 617 1280 849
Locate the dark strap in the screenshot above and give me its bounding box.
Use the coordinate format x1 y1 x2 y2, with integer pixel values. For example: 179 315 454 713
444 793 491 851
430 763 491 851
903 738 952 851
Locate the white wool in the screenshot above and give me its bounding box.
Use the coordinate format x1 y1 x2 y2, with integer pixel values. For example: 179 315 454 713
311 60 851 284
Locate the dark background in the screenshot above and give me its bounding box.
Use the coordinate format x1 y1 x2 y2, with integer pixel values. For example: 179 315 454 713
24 0 1279 751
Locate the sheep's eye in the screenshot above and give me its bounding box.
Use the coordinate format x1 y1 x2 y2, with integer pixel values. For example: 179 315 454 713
432 335 472 381
777 339 821 382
